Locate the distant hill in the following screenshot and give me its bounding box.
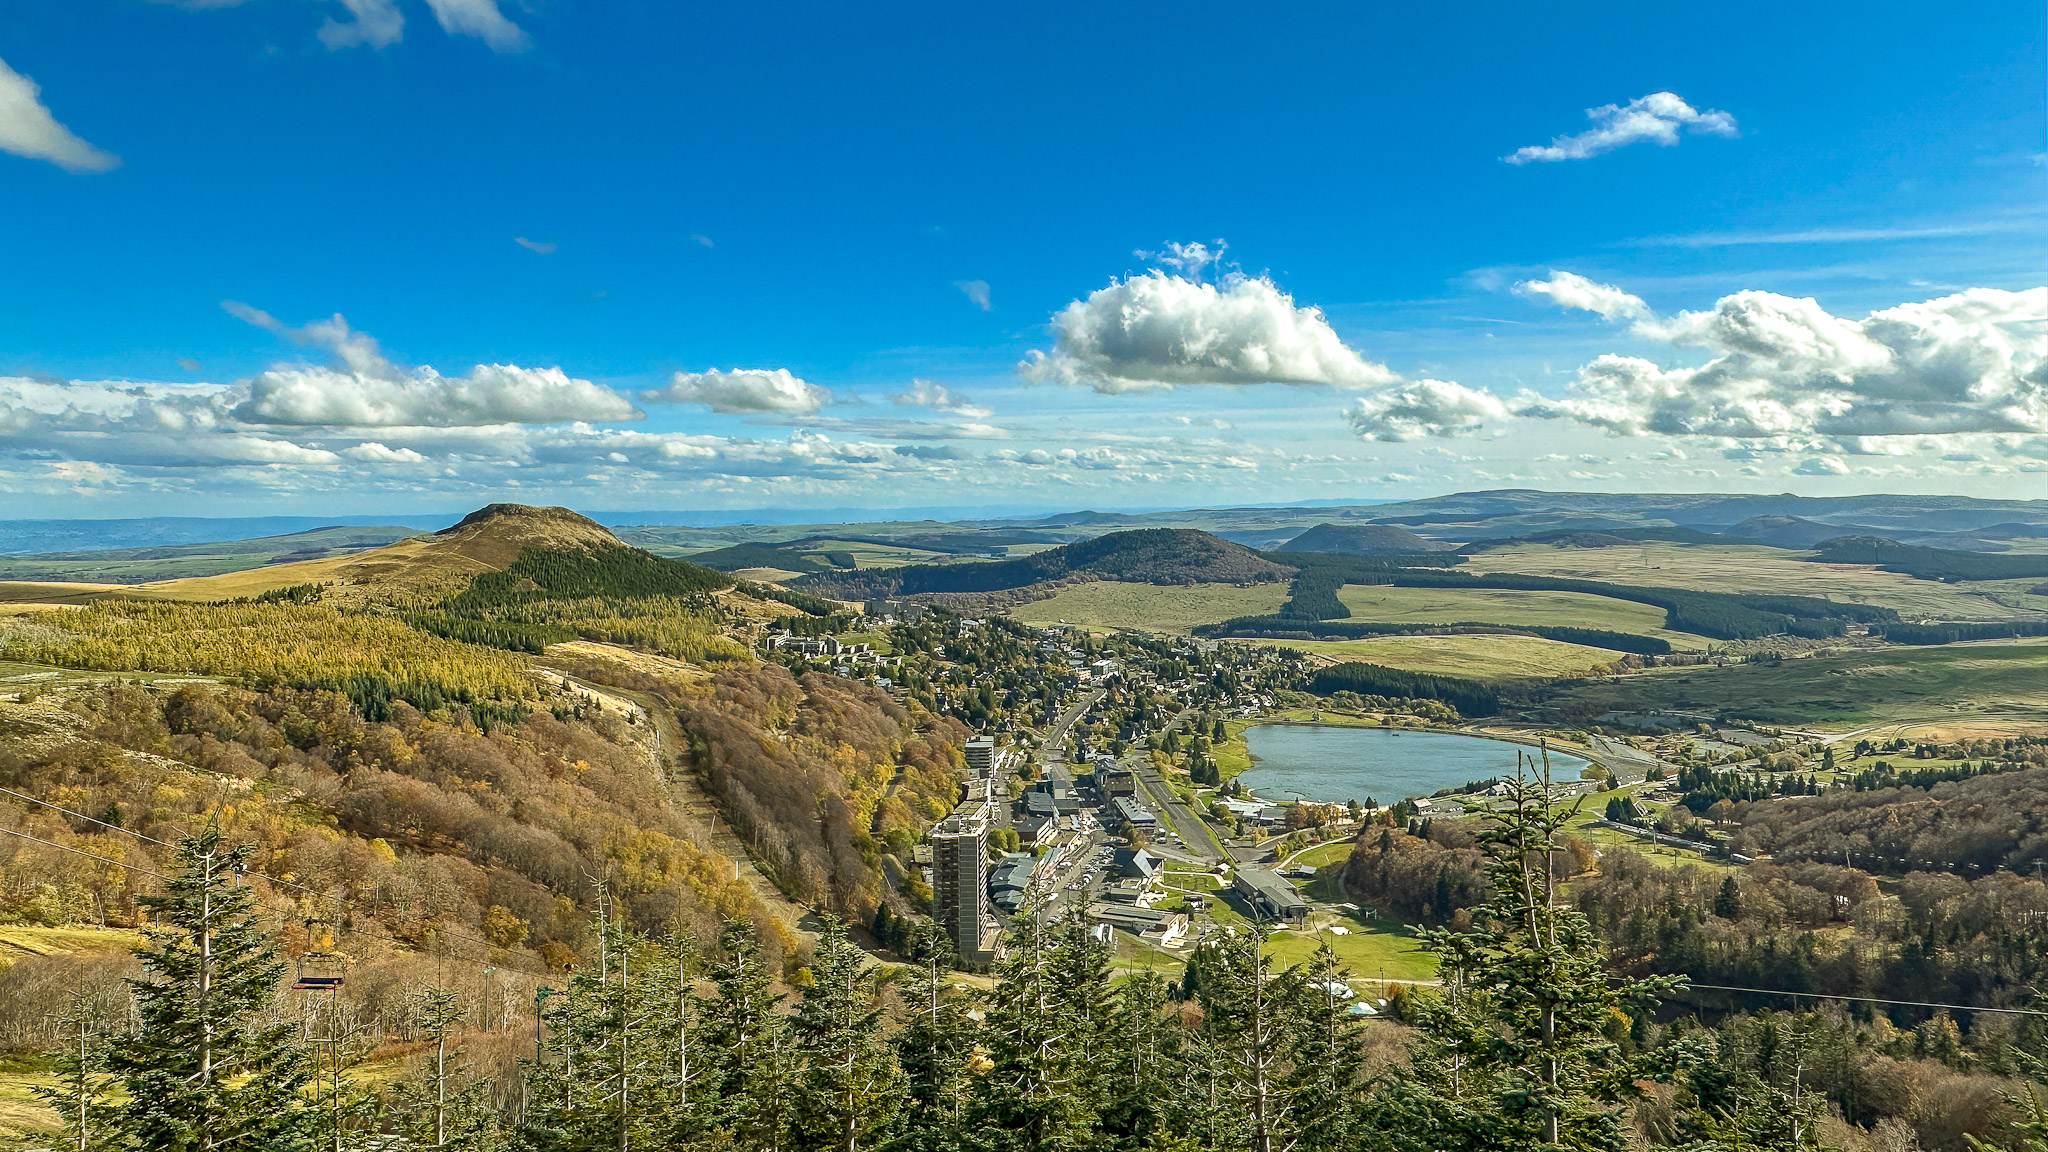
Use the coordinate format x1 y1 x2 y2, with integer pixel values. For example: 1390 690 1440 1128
1726 515 1883 549
1280 523 1452 555
684 542 839 575
792 528 1292 600
0 524 421 584
1808 536 2048 582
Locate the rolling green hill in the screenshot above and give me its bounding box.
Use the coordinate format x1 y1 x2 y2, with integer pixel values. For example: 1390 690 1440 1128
1279 522 1452 554
791 527 1292 599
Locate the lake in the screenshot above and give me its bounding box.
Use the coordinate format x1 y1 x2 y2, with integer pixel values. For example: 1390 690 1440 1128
1236 724 1592 805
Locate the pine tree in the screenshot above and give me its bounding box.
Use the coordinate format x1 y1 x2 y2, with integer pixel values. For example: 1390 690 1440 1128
1713 877 1743 921
789 917 899 1152
1095 971 1187 1151
103 828 319 1152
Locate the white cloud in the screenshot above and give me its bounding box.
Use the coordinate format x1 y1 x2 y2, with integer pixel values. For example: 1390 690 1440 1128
1505 91 1737 164
342 441 427 463
422 0 529 52
1021 272 1402 393
239 364 635 427
1793 456 1851 476
1347 380 1512 442
515 237 557 254
955 280 992 311
319 0 404 49
643 368 830 414
223 305 640 427
1524 286 2048 439
0 57 118 173
889 379 989 418
688 233 715 248
1515 270 1651 323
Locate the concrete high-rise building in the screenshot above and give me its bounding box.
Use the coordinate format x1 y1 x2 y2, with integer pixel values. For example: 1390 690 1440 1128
963 737 997 780
929 800 998 966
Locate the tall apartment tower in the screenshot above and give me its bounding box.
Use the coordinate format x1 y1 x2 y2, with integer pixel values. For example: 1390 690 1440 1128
929 801 997 966
963 737 997 780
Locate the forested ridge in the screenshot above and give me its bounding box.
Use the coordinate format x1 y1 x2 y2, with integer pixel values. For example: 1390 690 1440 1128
792 528 1293 599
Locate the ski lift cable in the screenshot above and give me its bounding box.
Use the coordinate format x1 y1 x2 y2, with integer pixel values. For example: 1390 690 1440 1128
1 787 551 980
0 822 170 882
1678 982 2048 1019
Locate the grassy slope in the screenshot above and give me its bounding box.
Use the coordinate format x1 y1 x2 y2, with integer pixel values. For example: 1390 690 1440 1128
1011 581 1291 633
1463 542 2048 621
1333 585 1712 648
0 527 420 585
1548 638 2048 726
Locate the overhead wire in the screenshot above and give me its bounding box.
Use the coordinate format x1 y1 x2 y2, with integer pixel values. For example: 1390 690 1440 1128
1676 982 2048 1019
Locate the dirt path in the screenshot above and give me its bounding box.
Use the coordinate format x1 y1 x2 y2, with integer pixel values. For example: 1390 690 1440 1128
559 675 813 945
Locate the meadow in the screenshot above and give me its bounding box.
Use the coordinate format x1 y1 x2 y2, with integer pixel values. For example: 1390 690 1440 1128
1276 633 1626 681
1012 580 1291 633
1463 542 2048 620
1333 584 1711 648
1547 637 2048 727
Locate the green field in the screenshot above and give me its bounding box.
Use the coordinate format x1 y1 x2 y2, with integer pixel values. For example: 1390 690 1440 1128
1279 633 1626 681
1547 638 2048 727
1012 580 1291 633
1464 542 2048 621
1335 585 1710 648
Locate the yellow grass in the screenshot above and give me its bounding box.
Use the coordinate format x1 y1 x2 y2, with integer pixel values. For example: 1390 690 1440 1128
1334 585 1710 648
1272 633 1624 681
1011 581 1291 633
1463 542 2046 621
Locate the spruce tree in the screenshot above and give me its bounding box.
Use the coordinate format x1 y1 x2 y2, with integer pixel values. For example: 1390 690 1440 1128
967 916 1097 1152
890 922 978 1152
700 920 793 1152
1397 764 1679 1152
789 918 899 1152
1283 945 1369 1152
1192 926 1305 1152
103 828 318 1152
23 994 119 1152
388 986 499 1152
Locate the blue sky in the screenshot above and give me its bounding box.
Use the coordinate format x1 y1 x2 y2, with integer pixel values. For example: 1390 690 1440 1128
0 0 2043 516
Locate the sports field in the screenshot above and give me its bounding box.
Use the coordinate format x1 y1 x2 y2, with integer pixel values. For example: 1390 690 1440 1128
1013 580 1291 633
1334 585 1710 648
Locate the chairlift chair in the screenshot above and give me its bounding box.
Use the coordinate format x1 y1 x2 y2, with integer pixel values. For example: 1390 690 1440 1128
293 916 349 992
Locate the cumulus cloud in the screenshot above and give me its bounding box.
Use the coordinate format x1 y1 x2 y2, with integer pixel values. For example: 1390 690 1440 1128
422 0 529 52
1525 285 2048 439
342 441 427 463
643 368 830 414
1793 456 1851 476
1347 380 1512 442
1515 270 1651 323
954 280 992 310
889 379 989 417
0 56 119 173
1021 272 1403 393
319 0 404 48
1506 91 1737 164
224 305 640 426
